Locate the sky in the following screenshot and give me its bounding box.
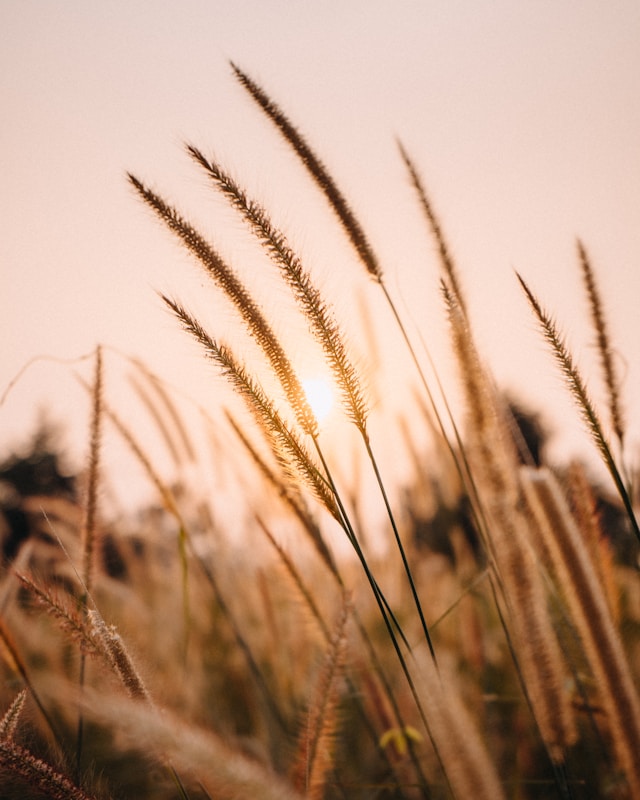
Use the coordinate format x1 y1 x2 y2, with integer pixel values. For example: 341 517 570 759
1 2 639 509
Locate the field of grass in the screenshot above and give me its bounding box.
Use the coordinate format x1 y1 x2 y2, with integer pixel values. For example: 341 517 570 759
1 65 639 799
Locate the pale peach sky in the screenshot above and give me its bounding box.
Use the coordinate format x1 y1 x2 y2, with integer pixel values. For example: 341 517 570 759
1 2 639 506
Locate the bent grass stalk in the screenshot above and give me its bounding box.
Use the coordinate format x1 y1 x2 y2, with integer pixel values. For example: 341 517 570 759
517 273 640 547
77 345 103 778
577 241 626 452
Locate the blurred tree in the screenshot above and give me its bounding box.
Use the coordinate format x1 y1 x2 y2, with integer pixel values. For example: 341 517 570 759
0 418 76 562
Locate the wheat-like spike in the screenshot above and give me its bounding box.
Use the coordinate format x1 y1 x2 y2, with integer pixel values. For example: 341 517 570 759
0 618 65 751
87 609 149 701
231 62 382 282
415 655 506 800
0 740 105 800
128 173 317 437
80 346 102 598
577 240 625 448
76 368 184 523
517 272 609 467
290 595 350 800
398 141 468 316
226 412 338 575
516 272 640 545
441 281 516 529
76 688 303 800
257 518 331 640
96 385 194 652
522 467 640 796
101 397 183 521
127 371 184 468
162 295 339 521
15 573 100 656
187 145 369 432
565 461 620 623
0 690 27 741
500 524 577 763
129 356 197 462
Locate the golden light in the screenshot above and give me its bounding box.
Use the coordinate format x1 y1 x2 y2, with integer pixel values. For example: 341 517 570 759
302 377 334 424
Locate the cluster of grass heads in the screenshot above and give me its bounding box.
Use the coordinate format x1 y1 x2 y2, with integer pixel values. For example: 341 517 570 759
1 64 639 799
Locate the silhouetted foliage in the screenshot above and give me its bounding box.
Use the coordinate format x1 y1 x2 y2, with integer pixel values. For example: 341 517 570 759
0 420 76 562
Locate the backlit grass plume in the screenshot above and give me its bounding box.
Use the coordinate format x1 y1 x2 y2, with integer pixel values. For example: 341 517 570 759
128 173 318 439
517 272 640 547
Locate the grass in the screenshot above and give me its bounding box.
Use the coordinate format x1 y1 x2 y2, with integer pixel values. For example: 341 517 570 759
1 63 639 799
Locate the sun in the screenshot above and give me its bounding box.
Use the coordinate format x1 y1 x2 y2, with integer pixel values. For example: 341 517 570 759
302 377 334 424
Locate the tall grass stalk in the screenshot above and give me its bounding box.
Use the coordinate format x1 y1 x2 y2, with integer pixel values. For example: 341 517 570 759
442 284 577 769
290 595 350 799
577 242 626 453
517 273 640 547
76 345 103 777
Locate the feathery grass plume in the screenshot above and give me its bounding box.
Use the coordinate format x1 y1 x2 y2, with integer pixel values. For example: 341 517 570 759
255 519 409 793
0 689 27 741
99 395 184 523
231 63 383 283
77 345 103 776
499 525 578 764
128 173 317 438
0 740 106 800
565 460 620 624
225 411 338 576
257 518 331 643
290 595 350 800
80 345 102 598
187 144 369 434
127 371 184 469
517 272 640 547
0 617 64 752
162 295 339 521
186 549 293 739
443 283 577 765
129 356 198 463
522 467 640 795
80 379 194 660
414 654 506 800
77 688 305 800
398 141 468 318
578 241 625 449
15 573 100 657
87 609 149 701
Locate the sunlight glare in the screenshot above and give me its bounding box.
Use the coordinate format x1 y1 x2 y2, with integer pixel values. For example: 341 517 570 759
303 377 334 424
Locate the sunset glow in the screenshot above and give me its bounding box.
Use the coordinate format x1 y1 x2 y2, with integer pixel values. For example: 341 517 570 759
303 377 334 424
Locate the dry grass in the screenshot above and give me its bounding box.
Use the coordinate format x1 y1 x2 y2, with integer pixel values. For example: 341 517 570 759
1 64 639 799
